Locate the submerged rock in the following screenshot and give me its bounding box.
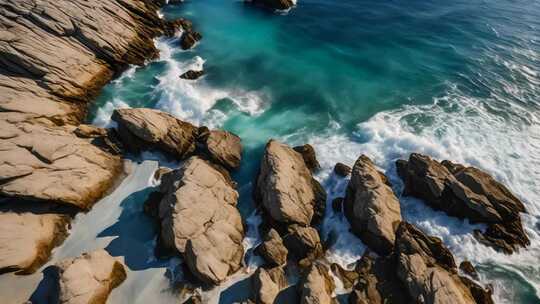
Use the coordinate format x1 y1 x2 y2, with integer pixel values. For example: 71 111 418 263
157 157 244 285
344 155 402 256
56 250 126 304
255 140 326 227
396 153 529 254
299 263 336 304
197 128 243 170
112 108 198 159
180 70 205 80
0 210 69 274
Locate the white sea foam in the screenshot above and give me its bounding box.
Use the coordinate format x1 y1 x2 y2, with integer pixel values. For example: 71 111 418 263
153 37 268 127
92 98 131 128
306 84 540 301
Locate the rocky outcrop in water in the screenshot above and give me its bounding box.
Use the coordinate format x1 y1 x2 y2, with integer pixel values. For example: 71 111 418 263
255 140 326 227
178 19 202 50
156 157 244 285
0 0 170 274
334 162 352 177
294 144 321 173
197 127 243 170
396 153 529 254
180 70 205 80
344 155 402 256
112 108 199 159
55 250 126 304
250 0 296 11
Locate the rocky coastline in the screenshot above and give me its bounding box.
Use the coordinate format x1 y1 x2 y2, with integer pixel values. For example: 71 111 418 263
0 0 531 303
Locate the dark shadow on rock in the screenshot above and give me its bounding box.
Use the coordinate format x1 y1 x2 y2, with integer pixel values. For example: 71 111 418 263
28 266 60 304
275 285 299 303
98 187 168 271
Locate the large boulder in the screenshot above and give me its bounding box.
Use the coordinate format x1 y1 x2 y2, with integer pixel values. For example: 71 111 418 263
56 250 126 304
0 210 69 274
197 127 243 170
252 267 287 304
349 251 410 304
111 108 198 159
293 144 321 172
394 222 493 304
157 157 244 285
299 263 336 304
255 140 326 227
251 0 295 11
0 119 123 209
255 228 288 267
344 155 402 256
396 153 529 253
283 225 322 267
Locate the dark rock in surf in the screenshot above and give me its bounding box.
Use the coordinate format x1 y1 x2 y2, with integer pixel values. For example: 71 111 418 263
334 162 352 177
293 144 321 172
250 0 295 11
396 153 529 254
331 197 343 213
180 70 204 80
459 261 479 280
181 31 202 50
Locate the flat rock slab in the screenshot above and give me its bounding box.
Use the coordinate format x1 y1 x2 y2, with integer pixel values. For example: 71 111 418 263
0 211 68 274
56 250 126 304
157 157 244 285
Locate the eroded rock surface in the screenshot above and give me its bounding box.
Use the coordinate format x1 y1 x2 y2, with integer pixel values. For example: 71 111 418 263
112 108 198 159
299 263 336 304
197 128 243 170
157 157 244 285
0 210 68 274
344 155 402 256
255 140 326 227
56 250 126 304
396 153 529 253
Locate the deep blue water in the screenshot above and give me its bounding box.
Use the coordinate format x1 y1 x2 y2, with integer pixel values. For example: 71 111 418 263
89 0 540 302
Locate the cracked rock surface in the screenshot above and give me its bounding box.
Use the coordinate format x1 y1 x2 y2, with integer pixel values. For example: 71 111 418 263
157 157 244 285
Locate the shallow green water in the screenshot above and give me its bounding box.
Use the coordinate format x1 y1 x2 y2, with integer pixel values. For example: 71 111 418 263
89 0 540 302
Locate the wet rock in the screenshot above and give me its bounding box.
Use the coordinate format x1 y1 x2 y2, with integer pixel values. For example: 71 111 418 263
344 155 402 256
0 211 69 275
256 229 288 267
330 263 358 290
181 30 202 50
180 70 205 80
252 267 287 304
251 0 295 11
396 153 529 254
255 140 326 227
112 108 198 159
157 157 244 285
293 144 321 172
154 167 173 181
349 251 410 304
459 261 479 280
299 263 336 304
282 225 322 267
394 222 492 304
334 163 352 177
197 128 243 170
56 250 126 304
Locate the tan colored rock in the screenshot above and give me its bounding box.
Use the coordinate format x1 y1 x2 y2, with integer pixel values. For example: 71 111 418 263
158 157 244 284
0 211 68 274
300 263 336 304
112 108 198 159
255 140 326 226
344 155 402 256
394 222 492 304
198 128 243 170
396 153 529 253
283 225 322 266
0 119 123 209
56 250 126 304
252 267 287 304
256 228 288 267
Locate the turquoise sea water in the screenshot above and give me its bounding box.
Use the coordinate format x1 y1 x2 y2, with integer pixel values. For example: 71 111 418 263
89 0 540 302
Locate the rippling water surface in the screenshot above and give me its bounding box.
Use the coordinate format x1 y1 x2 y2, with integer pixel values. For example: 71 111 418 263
86 0 540 302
